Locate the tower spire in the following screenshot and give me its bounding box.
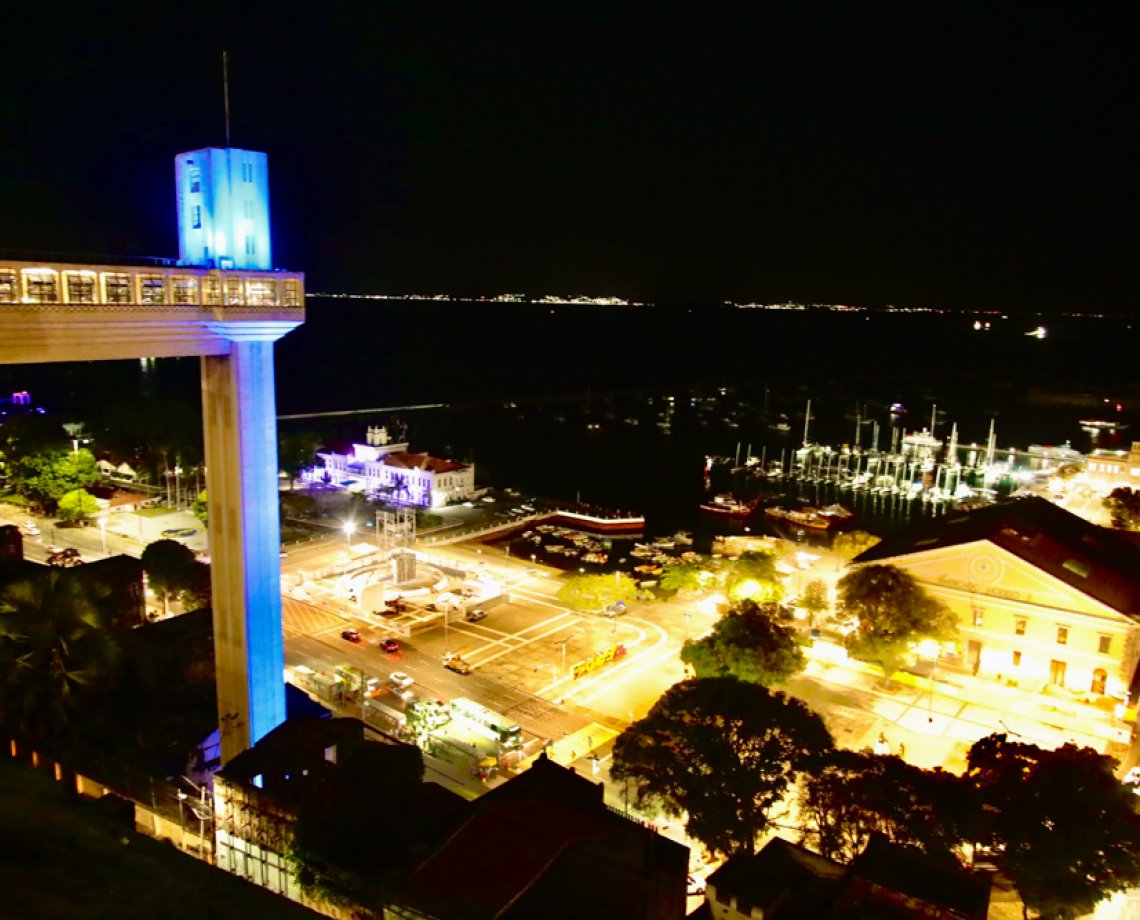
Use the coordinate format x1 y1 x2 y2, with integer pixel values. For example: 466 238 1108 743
223 50 232 147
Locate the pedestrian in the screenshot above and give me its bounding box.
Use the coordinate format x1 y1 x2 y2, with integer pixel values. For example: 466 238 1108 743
874 733 889 756
897 742 906 758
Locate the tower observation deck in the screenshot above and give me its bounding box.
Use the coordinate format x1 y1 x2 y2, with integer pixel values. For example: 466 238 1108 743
0 147 304 764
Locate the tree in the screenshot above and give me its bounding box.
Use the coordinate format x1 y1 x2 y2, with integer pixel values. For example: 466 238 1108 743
967 733 1140 919
838 564 957 681
658 560 708 594
140 539 196 616
557 572 638 612
724 550 784 604
0 569 121 748
680 600 805 686
1103 487 1140 530
797 748 980 863
611 677 833 857
278 430 322 490
191 490 208 525
56 488 100 523
832 530 881 560
178 560 212 612
9 448 99 509
796 578 830 626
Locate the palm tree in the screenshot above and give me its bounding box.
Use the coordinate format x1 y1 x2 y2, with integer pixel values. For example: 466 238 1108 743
0 570 121 749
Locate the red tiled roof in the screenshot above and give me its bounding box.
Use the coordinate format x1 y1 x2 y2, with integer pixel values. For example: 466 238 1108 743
381 451 467 474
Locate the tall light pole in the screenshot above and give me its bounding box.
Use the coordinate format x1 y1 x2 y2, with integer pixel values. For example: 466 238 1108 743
343 520 355 547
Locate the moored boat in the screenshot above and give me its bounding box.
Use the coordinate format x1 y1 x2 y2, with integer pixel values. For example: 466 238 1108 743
699 493 757 518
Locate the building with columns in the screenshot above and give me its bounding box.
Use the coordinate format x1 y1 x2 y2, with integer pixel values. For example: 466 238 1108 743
0 146 303 764
313 425 477 508
853 497 1140 704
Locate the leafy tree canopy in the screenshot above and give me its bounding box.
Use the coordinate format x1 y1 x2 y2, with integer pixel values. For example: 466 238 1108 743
797 748 980 863
0 570 121 748
10 448 99 508
557 572 638 612
838 564 957 680
831 530 882 560
724 550 784 604
192 490 208 526
611 677 832 857
278 430 323 489
680 599 805 686
796 578 830 621
658 560 708 594
966 733 1140 920
1104 487 1140 531
57 488 100 523
140 539 197 600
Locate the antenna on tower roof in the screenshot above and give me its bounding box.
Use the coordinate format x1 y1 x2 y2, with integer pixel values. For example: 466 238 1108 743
222 50 232 147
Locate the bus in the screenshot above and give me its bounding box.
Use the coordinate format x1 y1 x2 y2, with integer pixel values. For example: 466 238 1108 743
449 697 522 748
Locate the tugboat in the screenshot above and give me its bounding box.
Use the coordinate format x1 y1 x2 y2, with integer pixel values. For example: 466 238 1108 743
699 493 757 518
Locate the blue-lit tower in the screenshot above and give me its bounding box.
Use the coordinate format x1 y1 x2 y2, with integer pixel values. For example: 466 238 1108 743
175 148 272 270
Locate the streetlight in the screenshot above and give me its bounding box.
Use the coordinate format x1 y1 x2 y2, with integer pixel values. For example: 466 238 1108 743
343 520 356 547
554 637 571 674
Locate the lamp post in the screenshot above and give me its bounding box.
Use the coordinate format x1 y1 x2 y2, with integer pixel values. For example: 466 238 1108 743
343 520 355 547
554 637 571 675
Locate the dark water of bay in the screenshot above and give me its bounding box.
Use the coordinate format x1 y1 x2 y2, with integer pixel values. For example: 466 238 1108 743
5 299 1136 539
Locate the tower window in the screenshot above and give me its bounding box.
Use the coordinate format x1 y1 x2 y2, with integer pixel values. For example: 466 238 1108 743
192 205 201 229
1056 626 1069 646
242 162 254 182
1098 634 1111 655
1015 618 1027 636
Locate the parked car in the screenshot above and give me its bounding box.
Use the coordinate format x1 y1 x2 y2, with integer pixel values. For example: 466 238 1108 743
379 638 400 654
21 522 40 536
464 608 487 623
388 671 414 690
340 628 362 643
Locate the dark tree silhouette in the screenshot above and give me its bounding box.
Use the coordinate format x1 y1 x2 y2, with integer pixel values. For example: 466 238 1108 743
611 677 832 857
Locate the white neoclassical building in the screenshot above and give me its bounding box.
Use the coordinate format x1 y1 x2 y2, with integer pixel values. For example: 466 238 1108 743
311 425 476 509
853 496 1140 704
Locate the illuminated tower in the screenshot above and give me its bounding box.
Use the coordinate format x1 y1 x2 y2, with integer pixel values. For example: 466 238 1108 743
175 148 272 270
0 147 302 764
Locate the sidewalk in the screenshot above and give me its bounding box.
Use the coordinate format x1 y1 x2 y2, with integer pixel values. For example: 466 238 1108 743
802 638 1132 769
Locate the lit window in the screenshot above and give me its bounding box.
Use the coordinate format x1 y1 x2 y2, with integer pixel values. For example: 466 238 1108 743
64 272 96 304
972 606 984 627
172 277 199 305
245 279 277 306
1012 650 1022 667
1099 635 1111 655
224 277 244 305
0 270 19 302
138 275 166 305
1015 618 1027 636
282 279 301 306
1057 626 1068 645
203 277 222 305
22 269 58 303
103 273 132 304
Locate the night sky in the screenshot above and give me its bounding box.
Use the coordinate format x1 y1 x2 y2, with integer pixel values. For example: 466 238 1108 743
0 3 1134 312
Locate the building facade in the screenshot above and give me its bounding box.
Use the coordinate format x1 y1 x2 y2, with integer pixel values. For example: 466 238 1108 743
853 497 1140 704
312 426 476 508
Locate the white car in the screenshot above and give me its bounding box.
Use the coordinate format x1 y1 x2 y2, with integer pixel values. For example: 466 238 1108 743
388 671 414 690
22 522 40 535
